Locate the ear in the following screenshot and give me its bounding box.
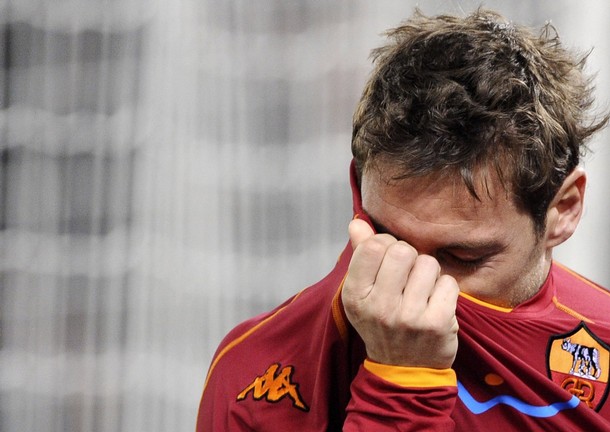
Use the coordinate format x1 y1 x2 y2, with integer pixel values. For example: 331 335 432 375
544 167 586 249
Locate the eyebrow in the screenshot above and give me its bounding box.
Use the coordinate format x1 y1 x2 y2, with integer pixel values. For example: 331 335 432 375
369 215 505 254
441 241 506 255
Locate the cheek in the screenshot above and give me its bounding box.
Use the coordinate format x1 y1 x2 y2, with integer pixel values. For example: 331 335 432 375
441 264 493 292
453 249 547 306
444 258 518 298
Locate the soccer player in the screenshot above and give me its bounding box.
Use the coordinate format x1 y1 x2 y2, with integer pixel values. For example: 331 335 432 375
198 9 610 430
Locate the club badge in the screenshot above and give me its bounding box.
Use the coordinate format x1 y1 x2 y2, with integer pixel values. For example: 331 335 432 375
547 322 610 411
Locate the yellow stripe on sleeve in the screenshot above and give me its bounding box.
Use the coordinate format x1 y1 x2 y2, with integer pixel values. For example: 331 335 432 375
364 359 457 388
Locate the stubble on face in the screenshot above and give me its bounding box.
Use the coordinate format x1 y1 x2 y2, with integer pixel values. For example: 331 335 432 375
361 164 553 308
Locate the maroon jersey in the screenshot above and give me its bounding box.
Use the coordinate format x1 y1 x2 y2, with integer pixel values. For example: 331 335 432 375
197 163 610 431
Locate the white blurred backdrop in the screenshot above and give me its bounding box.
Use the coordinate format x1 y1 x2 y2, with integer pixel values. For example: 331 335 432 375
0 1 608 431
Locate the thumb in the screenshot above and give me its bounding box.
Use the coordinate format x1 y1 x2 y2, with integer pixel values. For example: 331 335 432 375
348 218 375 250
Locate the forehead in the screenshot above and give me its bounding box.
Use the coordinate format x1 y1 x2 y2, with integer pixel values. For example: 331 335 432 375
360 166 528 243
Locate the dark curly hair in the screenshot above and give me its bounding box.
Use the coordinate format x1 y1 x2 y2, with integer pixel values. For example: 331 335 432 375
351 9 608 234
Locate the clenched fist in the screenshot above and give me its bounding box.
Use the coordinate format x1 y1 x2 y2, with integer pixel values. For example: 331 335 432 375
342 218 460 369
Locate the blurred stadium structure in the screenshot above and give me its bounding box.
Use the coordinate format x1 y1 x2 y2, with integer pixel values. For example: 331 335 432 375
0 1 608 431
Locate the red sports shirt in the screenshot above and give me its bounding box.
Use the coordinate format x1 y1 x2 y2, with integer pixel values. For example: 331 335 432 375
197 163 610 431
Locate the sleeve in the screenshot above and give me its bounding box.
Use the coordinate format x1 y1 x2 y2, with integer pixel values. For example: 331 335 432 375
343 360 457 431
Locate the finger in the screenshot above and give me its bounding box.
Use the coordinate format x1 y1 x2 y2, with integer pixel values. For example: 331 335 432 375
401 254 441 316
368 240 418 307
344 233 397 300
348 218 375 250
427 274 460 325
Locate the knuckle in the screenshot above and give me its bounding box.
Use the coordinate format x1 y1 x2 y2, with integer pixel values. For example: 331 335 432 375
415 254 441 273
417 312 442 330
341 277 357 299
422 306 456 331
424 318 451 337
371 303 398 326
399 306 419 324
386 241 417 261
360 235 394 256
437 274 460 291
341 281 369 310
424 324 442 336
446 317 459 333
343 297 366 321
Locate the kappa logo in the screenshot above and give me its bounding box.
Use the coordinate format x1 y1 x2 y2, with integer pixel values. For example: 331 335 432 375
547 322 610 411
236 363 309 412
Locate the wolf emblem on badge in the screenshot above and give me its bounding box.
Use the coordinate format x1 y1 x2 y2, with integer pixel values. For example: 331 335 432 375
561 338 602 380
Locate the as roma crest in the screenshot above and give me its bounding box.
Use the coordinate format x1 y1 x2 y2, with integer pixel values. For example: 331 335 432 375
547 322 610 411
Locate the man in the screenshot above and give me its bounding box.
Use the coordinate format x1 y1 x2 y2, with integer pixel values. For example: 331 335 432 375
198 9 610 430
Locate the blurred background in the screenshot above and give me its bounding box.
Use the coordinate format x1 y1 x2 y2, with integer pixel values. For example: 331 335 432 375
0 0 608 431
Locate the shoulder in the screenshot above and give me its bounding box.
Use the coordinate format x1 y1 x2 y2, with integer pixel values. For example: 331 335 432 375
204 243 353 391
216 249 351 359
198 245 355 430
552 262 610 323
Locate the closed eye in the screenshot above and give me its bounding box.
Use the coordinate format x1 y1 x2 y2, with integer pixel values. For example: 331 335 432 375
437 251 488 271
